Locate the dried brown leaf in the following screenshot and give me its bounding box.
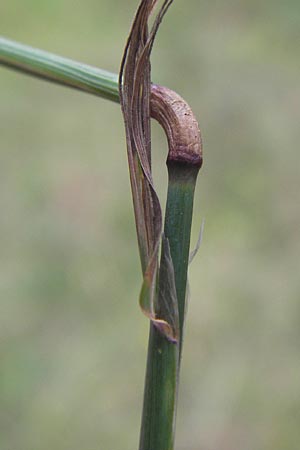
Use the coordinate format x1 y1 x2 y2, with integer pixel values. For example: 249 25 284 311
119 0 178 341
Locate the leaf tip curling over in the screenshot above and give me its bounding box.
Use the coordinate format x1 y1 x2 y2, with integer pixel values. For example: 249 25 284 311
150 83 203 169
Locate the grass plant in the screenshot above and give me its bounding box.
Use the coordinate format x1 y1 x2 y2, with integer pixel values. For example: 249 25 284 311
0 2 202 448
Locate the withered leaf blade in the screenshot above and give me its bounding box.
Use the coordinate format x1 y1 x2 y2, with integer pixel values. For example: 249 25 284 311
156 235 179 343
119 0 178 342
139 236 179 343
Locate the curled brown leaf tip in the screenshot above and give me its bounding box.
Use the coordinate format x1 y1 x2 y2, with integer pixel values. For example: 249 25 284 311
150 84 203 168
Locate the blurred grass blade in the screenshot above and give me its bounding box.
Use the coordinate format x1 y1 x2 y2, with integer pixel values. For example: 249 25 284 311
0 36 119 102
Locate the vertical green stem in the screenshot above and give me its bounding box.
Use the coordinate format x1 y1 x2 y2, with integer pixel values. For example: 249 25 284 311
164 163 199 354
139 163 199 450
139 326 178 450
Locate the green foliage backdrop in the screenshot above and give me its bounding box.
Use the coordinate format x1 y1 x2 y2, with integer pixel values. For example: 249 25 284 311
1 1 299 449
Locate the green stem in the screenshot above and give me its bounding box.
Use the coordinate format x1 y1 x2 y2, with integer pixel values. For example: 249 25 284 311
139 163 199 450
164 163 199 354
139 325 178 450
0 37 119 102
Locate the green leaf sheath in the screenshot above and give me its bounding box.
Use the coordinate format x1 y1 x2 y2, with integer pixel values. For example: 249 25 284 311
0 37 119 103
165 163 199 353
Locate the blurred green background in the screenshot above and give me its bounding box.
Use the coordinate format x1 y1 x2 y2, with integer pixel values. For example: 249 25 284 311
0 1 299 449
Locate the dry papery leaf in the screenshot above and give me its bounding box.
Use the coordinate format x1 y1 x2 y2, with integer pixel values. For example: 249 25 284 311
119 0 179 343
